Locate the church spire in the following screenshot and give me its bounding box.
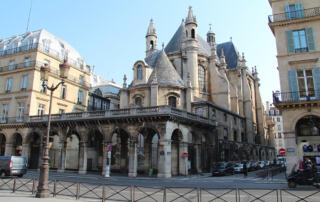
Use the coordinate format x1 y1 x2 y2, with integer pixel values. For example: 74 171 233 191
186 6 197 25
146 19 157 57
146 19 156 37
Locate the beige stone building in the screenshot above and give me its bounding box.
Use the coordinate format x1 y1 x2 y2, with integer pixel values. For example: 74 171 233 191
0 29 90 168
269 0 320 174
0 7 274 178
266 101 285 156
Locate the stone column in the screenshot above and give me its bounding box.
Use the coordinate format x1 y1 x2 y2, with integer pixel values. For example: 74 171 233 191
78 141 88 174
57 141 67 173
157 139 171 178
128 139 137 177
195 144 202 173
179 142 188 176
4 143 13 156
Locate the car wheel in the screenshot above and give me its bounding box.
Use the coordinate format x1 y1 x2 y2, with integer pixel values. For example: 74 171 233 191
288 181 296 188
17 174 23 178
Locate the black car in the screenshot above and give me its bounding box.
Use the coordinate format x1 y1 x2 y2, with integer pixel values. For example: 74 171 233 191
212 162 234 176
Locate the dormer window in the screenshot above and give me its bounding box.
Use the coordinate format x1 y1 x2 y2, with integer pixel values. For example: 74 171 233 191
137 65 143 80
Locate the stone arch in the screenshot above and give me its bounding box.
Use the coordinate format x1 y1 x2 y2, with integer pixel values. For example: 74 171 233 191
48 131 61 169
110 128 130 173
27 131 41 169
11 133 23 156
87 129 104 172
0 133 6 156
291 112 320 133
65 130 81 170
136 127 159 175
171 129 183 176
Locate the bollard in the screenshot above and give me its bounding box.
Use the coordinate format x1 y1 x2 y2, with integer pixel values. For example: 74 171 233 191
197 187 201 202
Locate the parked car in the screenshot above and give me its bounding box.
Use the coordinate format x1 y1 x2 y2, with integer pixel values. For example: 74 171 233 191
0 156 27 177
233 163 244 173
258 161 265 169
250 161 259 170
212 162 234 176
287 164 320 188
265 161 271 167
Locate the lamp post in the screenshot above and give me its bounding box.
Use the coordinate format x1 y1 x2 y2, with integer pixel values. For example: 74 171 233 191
36 60 70 198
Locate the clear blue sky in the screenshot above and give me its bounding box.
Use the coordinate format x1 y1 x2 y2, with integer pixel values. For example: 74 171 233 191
0 0 278 104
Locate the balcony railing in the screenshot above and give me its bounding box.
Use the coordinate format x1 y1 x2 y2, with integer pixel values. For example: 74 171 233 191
0 43 88 72
273 90 320 103
26 106 217 126
0 116 29 124
268 7 320 23
0 60 90 87
0 60 39 72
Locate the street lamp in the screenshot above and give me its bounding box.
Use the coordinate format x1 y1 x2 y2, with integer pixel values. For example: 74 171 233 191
36 60 70 198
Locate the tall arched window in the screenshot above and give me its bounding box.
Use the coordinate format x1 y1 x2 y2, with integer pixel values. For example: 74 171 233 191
150 41 154 50
191 29 195 39
135 97 142 107
168 96 177 108
198 65 206 92
137 65 143 80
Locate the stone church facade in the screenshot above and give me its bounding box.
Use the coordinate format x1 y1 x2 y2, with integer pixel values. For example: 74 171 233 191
0 7 274 178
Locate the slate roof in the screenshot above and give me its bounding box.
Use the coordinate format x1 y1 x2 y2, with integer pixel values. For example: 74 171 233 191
217 41 239 69
164 24 211 56
148 50 185 88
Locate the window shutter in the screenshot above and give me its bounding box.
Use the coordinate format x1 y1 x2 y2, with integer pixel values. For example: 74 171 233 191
313 67 320 98
288 70 299 100
285 5 291 20
295 3 304 18
286 31 295 54
306 27 316 51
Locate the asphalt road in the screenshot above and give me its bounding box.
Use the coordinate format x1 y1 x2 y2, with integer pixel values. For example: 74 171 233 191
21 169 292 189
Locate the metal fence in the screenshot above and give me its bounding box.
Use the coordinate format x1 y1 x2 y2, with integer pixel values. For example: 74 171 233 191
1 178 320 202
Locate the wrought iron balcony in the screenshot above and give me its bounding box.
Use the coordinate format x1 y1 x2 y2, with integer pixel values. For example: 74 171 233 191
268 7 320 23
273 90 320 104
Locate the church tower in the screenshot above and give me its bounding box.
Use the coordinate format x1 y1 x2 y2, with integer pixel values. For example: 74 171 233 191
146 19 157 57
183 6 199 95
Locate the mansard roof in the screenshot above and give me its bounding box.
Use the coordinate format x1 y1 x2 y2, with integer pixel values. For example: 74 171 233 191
148 50 185 88
217 41 239 69
0 29 86 71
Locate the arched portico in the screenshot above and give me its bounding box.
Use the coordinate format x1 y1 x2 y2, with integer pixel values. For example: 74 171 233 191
110 128 130 173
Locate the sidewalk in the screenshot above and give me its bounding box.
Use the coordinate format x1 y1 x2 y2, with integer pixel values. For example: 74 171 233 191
0 191 89 202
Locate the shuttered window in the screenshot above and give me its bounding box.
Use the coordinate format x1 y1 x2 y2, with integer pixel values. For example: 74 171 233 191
285 3 304 20
286 28 316 54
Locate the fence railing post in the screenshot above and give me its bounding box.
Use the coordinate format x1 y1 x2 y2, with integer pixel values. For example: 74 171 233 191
53 180 57 197
131 185 134 202
76 183 80 200
12 178 16 193
102 184 105 202
163 187 166 202
197 187 201 202
32 179 36 194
